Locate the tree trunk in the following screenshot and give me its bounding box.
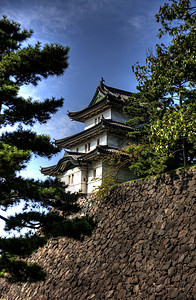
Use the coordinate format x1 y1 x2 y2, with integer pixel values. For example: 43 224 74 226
179 89 187 166
182 137 187 167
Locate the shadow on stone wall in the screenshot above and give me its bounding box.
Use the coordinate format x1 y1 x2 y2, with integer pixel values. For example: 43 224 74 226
0 167 195 299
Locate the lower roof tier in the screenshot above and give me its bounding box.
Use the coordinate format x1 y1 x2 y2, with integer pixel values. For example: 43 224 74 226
40 145 128 176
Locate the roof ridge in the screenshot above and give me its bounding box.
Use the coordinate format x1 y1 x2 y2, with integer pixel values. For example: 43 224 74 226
102 83 132 96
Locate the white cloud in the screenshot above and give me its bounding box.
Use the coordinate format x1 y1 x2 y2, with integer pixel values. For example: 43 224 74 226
127 15 144 31
34 108 82 140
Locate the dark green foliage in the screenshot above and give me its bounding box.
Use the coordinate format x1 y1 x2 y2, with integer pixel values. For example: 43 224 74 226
124 0 196 176
0 16 96 282
2 96 64 126
0 16 33 55
0 212 96 283
0 235 47 258
40 214 96 240
0 253 46 283
1 213 96 256
0 15 69 207
1 43 69 85
1 127 60 158
0 178 96 282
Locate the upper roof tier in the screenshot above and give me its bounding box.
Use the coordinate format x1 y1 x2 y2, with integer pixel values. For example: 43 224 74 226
68 79 132 122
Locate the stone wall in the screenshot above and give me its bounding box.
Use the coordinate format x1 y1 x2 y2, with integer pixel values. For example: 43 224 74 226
0 167 196 299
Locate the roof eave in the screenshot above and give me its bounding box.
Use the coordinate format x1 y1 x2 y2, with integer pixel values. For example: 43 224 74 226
55 126 106 149
41 155 80 176
55 120 131 149
41 145 130 176
68 96 123 122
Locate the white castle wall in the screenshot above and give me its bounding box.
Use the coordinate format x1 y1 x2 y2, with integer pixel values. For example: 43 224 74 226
70 133 107 153
84 109 111 130
59 167 84 193
87 161 103 193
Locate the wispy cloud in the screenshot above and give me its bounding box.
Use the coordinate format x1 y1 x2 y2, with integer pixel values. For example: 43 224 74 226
0 0 121 43
127 15 144 31
36 109 81 140
0 0 163 43
18 78 81 139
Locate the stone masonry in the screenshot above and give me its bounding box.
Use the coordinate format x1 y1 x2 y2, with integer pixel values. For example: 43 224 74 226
0 167 195 299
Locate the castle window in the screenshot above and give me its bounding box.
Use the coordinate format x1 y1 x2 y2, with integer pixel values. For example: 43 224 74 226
97 139 100 145
76 147 79 152
95 118 97 124
98 116 100 123
93 169 96 179
68 175 71 185
71 174 74 184
88 143 90 151
85 144 87 152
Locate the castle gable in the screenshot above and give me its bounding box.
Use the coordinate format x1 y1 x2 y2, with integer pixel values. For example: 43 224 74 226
68 79 132 122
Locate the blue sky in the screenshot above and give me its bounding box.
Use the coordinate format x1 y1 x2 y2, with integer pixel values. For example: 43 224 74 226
0 0 167 180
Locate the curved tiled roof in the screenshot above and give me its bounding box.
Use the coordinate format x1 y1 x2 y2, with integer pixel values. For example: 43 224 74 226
79 145 129 161
55 118 132 149
88 81 132 107
40 145 126 176
68 81 132 122
40 151 83 176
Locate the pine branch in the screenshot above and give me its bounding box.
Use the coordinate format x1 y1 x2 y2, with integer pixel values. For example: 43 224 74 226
0 214 8 222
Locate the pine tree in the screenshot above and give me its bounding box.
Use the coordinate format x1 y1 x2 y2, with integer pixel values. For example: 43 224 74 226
124 0 196 176
0 16 95 282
